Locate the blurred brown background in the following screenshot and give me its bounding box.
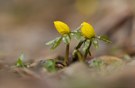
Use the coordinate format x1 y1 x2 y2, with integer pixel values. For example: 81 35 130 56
0 0 135 63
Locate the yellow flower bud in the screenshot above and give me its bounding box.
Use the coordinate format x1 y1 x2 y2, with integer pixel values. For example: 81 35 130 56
81 22 95 38
54 21 70 35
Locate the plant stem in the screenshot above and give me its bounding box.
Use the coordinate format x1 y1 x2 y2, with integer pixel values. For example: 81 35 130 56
75 39 86 49
64 44 70 66
72 39 86 62
76 50 84 62
84 40 92 58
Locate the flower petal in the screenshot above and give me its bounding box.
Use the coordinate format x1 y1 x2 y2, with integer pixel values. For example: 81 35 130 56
54 21 70 35
81 22 95 38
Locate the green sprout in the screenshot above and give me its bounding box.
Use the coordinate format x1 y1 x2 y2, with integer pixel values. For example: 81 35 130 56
43 59 57 72
73 22 111 60
46 21 111 66
46 21 72 66
16 54 27 67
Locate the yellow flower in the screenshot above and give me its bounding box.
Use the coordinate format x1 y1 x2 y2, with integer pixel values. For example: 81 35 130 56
54 21 70 35
81 22 95 38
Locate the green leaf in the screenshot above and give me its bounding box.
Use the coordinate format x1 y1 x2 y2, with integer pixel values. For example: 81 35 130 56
82 40 92 57
44 59 56 72
90 59 103 68
46 39 55 46
71 26 82 40
16 54 26 67
62 35 71 44
92 38 99 49
82 40 90 52
97 35 112 43
52 37 62 49
71 31 82 40
46 37 62 49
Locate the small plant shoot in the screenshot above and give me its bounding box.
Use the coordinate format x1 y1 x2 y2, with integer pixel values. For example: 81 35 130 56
16 54 27 67
46 21 111 67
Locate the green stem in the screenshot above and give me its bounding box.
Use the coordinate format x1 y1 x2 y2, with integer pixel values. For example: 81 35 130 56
73 39 86 62
76 50 84 62
84 40 92 58
64 44 70 66
75 39 86 49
